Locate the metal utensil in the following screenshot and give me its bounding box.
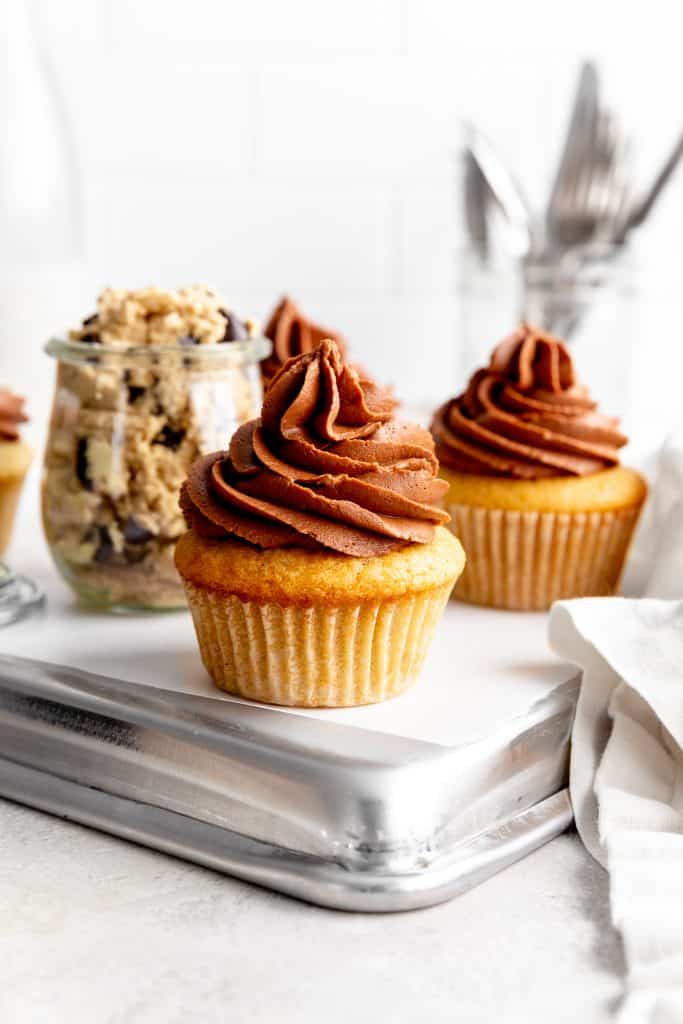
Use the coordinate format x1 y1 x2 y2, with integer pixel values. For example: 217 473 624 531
545 62 600 247
464 124 535 258
598 129 632 244
615 127 683 242
571 110 630 247
463 144 491 262
584 111 621 235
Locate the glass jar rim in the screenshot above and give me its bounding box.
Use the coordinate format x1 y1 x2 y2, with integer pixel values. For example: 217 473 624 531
45 335 271 366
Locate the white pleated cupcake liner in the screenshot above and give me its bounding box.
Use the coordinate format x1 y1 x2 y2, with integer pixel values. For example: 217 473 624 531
447 503 643 611
183 580 453 707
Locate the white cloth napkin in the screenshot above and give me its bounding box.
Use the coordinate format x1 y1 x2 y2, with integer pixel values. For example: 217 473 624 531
549 434 683 1022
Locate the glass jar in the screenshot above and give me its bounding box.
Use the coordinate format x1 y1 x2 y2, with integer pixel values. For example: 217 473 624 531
522 244 636 419
456 246 520 391
458 241 637 419
42 335 270 611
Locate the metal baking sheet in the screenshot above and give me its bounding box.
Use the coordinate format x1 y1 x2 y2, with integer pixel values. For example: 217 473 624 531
0 558 577 911
0 654 576 911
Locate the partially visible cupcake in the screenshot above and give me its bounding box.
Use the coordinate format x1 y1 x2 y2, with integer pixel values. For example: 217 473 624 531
261 296 347 388
0 390 31 556
176 339 464 707
261 295 395 404
431 324 646 610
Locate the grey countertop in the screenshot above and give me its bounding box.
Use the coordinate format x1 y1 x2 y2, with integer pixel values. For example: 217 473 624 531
0 799 622 1024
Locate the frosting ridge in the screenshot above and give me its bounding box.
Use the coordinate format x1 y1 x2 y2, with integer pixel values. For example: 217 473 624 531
182 339 448 555
431 324 627 479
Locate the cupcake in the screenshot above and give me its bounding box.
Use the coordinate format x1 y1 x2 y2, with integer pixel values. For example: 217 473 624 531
261 295 347 388
0 389 31 556
431 324 646 611
261 295 394 402
176 339 464 707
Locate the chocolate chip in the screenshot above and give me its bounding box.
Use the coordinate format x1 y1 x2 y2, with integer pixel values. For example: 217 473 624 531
153 425 185 451
124 545 147 565
179 334 199 347
75 439 92 490
182 356 193 369
218 310 248 342
123 516 154 544
123 369 145 402
82 313 99 326
85 352 100 365
94 526 114 563
80 333 100 345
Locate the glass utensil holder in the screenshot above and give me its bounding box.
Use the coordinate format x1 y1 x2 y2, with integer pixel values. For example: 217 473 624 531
459 244 636 419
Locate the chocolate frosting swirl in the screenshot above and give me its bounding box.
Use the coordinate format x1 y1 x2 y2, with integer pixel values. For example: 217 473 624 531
0 389 28 442
182 339 448 556
431 324 627 479
262 296 347 385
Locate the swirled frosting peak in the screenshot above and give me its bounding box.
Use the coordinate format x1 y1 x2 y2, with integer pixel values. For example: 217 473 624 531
262 296 347 385
0 389 28 442
431 324 627 479
181 339 448 556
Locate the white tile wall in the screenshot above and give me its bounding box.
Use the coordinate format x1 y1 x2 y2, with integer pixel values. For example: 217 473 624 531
108 0 403 55
85 179 393 295
11 0 683 414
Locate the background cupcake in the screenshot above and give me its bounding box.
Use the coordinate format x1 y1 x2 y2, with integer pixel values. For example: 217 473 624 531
261 295 396 406
177 338 464 707
0 389 31 556
261 295 347 388
431 324 647 610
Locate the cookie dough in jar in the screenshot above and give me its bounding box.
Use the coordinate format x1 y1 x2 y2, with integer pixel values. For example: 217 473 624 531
42 285 269 611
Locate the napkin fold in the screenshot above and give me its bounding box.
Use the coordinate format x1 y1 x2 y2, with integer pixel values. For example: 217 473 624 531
548 435 683 1023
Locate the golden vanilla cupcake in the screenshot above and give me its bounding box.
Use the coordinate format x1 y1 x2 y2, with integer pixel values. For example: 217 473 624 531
431 324 646 611
176 339 464 707
0 389 31 556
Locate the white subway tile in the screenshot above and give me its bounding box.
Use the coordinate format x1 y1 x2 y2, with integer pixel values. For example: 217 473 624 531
256 57 455 182
34 0 104 46
84 59 254 177
106 0 402 55
84 180 393 297
401 0 678 58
